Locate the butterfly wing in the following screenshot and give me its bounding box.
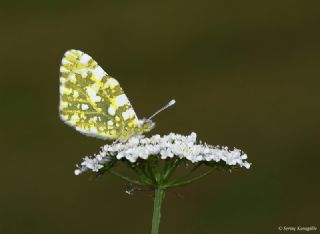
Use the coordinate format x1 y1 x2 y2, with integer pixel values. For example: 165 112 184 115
59 49 139 140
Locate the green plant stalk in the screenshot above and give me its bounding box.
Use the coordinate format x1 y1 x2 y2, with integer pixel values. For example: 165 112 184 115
151 187 165 234
164 168 215 188
163 158 180 181
110 158 215 234
109 169 145 186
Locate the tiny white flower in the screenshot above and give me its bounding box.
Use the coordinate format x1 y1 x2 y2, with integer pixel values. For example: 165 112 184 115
74 169 82 175
243 162 251 169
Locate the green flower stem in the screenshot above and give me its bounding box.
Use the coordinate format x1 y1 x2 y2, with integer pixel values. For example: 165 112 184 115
131 166 154 186
163 158 180 181
151 188 165 234
109 169 145 186
148 157 162 184
164 168 215 189
123 160 154 185
168 162 202 182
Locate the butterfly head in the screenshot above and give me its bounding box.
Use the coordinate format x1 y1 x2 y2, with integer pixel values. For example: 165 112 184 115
137 119 156 135
133 99 176 136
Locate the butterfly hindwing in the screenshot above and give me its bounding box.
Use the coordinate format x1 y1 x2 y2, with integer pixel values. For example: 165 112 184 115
59 49 139 139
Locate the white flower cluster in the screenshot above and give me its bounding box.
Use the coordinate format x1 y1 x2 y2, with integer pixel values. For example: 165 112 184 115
75 132 251 175
74 154 111 175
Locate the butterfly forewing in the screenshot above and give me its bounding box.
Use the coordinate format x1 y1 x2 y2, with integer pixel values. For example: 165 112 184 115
59 49 139 139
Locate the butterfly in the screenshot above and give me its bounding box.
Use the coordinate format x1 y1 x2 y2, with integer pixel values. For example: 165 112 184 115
59 49 175 140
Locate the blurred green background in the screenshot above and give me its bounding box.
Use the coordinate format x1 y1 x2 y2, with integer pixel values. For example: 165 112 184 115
0 1 319 233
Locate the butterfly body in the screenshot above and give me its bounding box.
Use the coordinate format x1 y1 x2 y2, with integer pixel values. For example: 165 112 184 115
59 49 156 140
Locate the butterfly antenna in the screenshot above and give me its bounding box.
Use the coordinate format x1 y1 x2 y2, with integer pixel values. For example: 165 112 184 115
148 99 176 120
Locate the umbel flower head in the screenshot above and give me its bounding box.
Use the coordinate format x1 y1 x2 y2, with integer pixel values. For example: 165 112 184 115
75 132 250 182
73 133 251 234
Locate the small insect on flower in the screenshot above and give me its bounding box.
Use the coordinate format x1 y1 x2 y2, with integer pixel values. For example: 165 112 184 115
59 49 175 141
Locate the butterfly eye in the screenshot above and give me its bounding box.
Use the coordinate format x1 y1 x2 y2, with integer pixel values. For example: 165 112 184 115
143 120 155 131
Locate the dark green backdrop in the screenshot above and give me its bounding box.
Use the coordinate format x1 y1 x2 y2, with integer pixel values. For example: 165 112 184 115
1 1 319 234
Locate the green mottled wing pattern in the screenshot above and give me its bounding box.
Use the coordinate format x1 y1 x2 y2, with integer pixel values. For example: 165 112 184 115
59 49 139 139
